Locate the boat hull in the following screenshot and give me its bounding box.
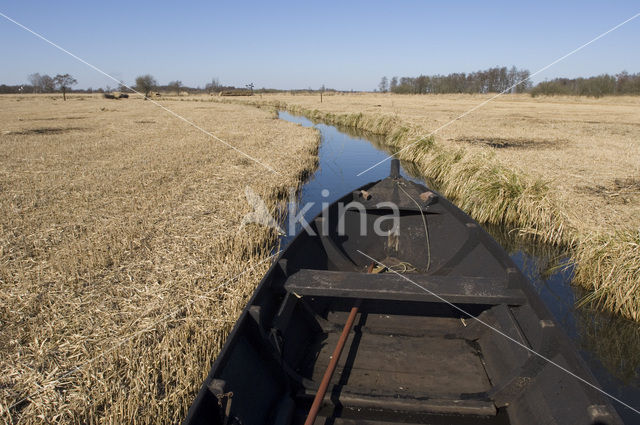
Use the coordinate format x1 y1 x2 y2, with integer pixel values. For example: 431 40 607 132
184 172 622 425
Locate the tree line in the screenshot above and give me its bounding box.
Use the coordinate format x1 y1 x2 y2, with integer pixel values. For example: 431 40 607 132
378 67 640 97
379 66 532 94
0 73 240 96
133 75 254 97
3 69 640 98
0 73 80 100
529 72 640 97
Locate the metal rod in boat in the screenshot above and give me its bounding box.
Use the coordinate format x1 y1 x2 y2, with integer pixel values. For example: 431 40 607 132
304 263 374 425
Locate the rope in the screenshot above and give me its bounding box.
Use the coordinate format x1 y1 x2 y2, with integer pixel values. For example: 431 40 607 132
388 262 417 273
396 181 432 271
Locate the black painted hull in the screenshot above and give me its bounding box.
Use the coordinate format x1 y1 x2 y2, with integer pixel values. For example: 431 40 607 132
184 168 622 425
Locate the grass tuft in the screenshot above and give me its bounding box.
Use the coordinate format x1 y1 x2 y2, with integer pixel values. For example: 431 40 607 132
574 230 640 321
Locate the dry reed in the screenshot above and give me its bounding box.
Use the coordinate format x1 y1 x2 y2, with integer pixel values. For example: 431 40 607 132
0 94 319 424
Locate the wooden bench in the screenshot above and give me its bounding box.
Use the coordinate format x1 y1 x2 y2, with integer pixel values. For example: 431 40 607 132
284 269 526 306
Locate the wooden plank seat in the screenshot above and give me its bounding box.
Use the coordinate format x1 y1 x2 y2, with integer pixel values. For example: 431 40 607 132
284 269 526 306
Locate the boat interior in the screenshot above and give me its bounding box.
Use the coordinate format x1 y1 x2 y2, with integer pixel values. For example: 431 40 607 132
185 174 621 425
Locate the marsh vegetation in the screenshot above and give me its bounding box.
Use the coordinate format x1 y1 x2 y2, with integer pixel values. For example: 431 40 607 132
0 95 319 424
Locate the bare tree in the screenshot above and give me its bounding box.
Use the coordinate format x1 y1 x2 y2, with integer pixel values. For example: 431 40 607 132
53 74 77 100
515 70 532 93
168 80 182 94
246 82 255 95
378 76 388 93
205 77 221 94
390 76 398 93
41 75 55 93
135 74 157 99
28 73 42 93
28 73 55 93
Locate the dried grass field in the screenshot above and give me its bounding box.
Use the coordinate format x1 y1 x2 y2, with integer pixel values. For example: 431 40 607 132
214 92 640 321
0 94 318 424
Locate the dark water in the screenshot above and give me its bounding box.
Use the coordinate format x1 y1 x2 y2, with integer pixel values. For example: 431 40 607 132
277 110 640 423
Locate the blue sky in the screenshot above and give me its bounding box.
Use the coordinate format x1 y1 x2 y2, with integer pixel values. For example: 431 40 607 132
1 1 639 91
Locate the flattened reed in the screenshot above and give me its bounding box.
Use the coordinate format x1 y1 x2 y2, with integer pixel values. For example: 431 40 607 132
0 95 319 424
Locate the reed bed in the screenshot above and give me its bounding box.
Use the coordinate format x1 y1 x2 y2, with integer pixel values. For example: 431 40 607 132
574 230 640 320
207 93 640 322
0 94 319 424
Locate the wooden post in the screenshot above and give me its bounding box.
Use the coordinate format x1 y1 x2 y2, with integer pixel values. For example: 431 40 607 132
390 158 400 179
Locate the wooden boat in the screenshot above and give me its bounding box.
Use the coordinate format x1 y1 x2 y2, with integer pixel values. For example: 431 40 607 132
184 160 623 425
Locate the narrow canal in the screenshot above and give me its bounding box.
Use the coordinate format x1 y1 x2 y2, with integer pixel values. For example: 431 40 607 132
278 110 640 423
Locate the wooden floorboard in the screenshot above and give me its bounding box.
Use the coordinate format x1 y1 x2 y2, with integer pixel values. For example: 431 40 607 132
310 331 491 395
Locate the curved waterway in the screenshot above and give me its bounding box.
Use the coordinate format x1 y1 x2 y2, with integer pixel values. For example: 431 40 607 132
277 110 640 423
